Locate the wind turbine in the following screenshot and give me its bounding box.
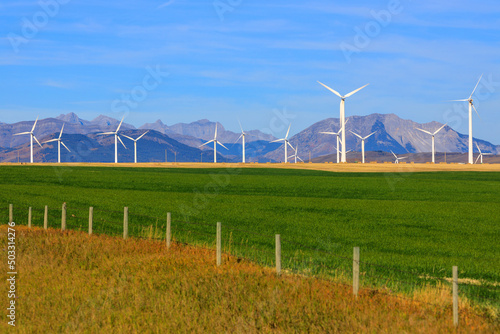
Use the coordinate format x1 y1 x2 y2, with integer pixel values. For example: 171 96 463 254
318 81 369 163
271 124 294 163
288 143 304 163
236 120 248 163
390 150 408 164
97 117 127 163
122 131 149 163
350 130 376 164
43 124 71 163
475 142 492 164
450 74 483 164
199 123 228 163
13 116 42 163
319 119 349 163
415 124 447 164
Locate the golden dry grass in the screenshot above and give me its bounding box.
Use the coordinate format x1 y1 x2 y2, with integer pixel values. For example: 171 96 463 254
1 225 498 333
2 161 500 172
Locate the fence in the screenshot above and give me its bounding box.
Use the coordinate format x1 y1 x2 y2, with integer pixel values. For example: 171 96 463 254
5 203 500 327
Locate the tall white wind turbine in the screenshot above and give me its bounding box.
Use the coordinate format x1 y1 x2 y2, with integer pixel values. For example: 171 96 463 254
98 117 127 163
288 143 303 163
236 120 248 163
122 131 149 163
318 81 369 163
415 124 447 164
43 124 71 163
13 116 42 163
350 130 376 164
450 74 482 164
271 124 293 163
475 142 492 164
390 150 408 164
319 119 349 163
199 123 228 163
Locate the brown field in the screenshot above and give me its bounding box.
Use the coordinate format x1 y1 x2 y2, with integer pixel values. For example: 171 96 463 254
2 225 498 333
2 161 500 172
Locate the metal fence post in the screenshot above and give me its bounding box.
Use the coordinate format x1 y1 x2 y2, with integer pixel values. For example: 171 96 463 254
9 204 13 223
453 266 459 327
216 222 222 266
28 207 32 228
44 206 48 230
61 202 67 231
353 247 360 297
276 234 281 276
89 207 93 235
123 207 128 240
166 212 171 249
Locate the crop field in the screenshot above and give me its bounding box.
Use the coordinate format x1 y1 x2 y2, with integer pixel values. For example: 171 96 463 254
1 165 499 314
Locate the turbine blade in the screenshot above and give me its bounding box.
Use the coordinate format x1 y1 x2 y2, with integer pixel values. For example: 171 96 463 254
475 155 480 164
317 81 342 98
117 135 127 149
365 131 377 139
116 116 125 132
270 138 285 143
319 131 336 135
136 130 149 140
59 124 65 139
298 157 304 162
121 134 134 141
469 74 483 98
449 99 469 102
61 141 71 152
433 123 447 135
98 132 115 135
199 140 214 148
475 142 482 154
218 141 229 150
43 138 59 144
349 130 362 139
31 116 39 132
390 150 397 159
344 84 369 98
472 103 481 119
238 119 243 133
13 132 30 136
416 128 432 135
287 141 295 151
214 123 218 139
33 135 42 147
285 123 291 139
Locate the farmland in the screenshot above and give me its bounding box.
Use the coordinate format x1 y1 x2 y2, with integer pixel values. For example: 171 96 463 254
1 165 499 312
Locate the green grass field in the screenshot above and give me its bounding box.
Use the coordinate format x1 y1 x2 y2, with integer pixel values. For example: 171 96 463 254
1 166 499 310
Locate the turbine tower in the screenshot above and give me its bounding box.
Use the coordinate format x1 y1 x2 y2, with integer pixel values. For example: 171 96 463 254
43 124 71 163
199 123 228 163
475 142 492 164
271 124 293 163
415 124 447 164
13 116 42 163
236 121 247 163
98 117 127 163
350 130 376 164
450 74 482 164
122 131 149 163
318 81 369 163
390 150 408 164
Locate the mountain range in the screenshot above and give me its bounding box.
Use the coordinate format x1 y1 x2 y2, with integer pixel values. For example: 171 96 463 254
0 113 498 163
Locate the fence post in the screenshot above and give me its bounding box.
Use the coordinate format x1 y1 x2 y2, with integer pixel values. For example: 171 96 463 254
166 212 171 249
44 206 48 230
9 204 13 223
453 266 459 327
88 207 93 235
276 234 281 276
353 247 360 297
123 207 128 240
28 207 32 228
216 222 221 266
61 202 67 231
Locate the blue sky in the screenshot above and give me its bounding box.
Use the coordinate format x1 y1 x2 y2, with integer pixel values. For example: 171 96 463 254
1 0 500 143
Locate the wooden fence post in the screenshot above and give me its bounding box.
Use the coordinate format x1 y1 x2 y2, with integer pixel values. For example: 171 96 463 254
276 234 281 276
453 266 459 327
61 202 67 231
88 207 93 235
216 222 221 266
353 247 360 297
123 207 128 240
28 207 32 228
166 212 171 249
44 206 48 230
9 204 13 223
